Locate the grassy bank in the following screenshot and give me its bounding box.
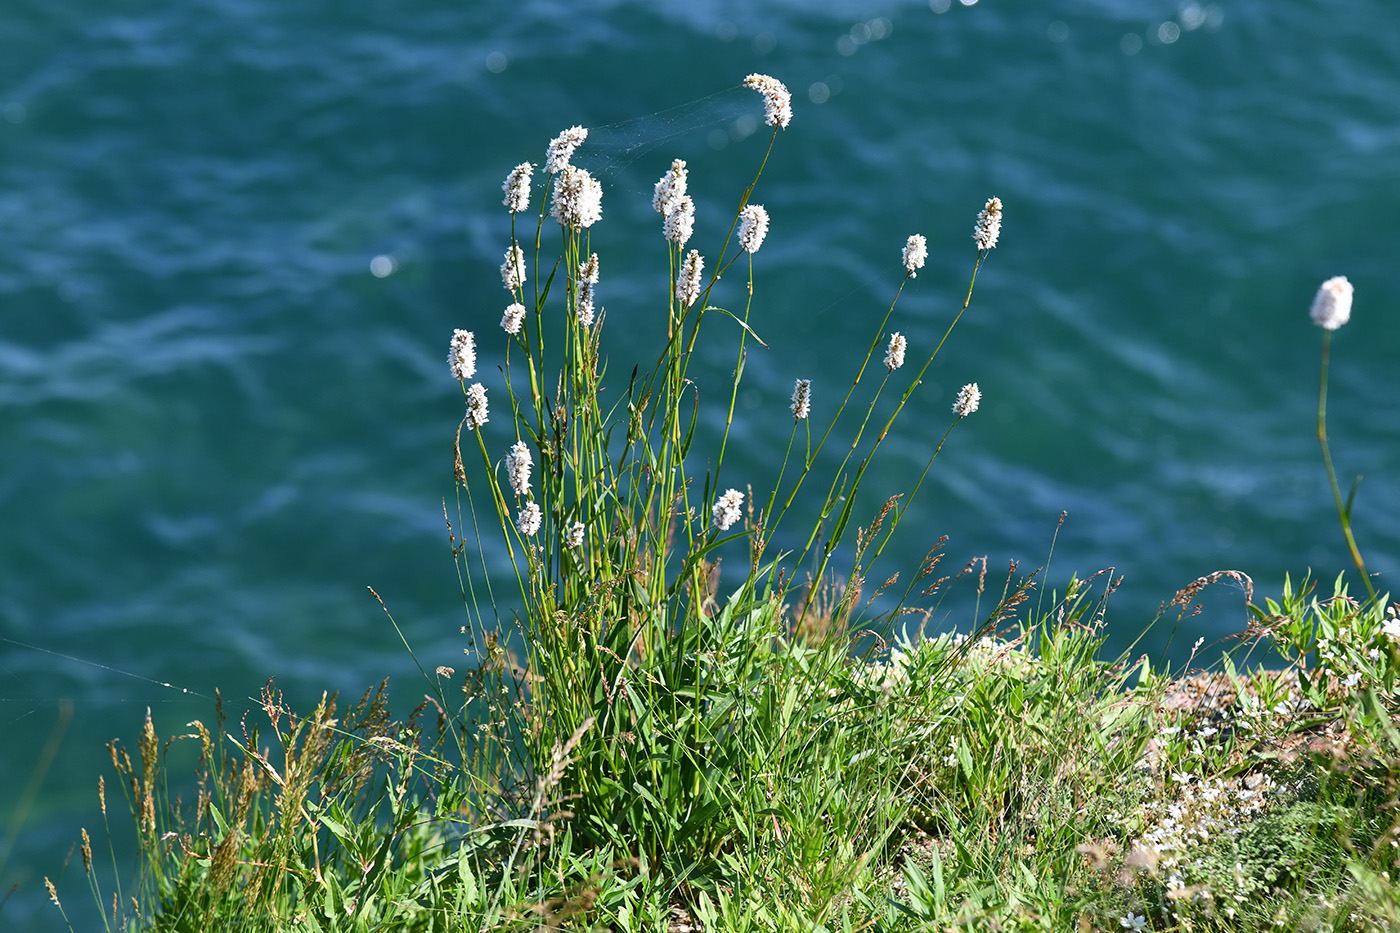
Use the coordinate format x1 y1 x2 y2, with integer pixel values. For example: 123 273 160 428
44 76 1399 931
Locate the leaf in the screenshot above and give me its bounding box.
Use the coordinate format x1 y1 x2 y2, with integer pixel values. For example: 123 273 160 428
704 305 768 347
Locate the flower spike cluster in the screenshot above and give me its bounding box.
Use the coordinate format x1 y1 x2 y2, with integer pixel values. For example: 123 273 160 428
791 379 811 421
954 383 981 417
712 488 745 531
465 383 489 430
576 253 600 327
744 74 792 129
517 502 542 537
551 165 603 229
974 197 1002 250
449 329 475 381
502 162 532 213
677 250 704 307
506 440 533 497
501 302 525 335
544 125 587 175
903 234 927 277
1310 276 1353 331
885 333 906 372
653 159 688 215
737 205 770 254
501 243 526 291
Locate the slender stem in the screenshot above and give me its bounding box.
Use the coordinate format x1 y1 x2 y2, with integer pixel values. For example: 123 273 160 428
1317 331 1376 602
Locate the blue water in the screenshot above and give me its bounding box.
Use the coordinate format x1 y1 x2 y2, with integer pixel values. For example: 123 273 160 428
3 1 1398 926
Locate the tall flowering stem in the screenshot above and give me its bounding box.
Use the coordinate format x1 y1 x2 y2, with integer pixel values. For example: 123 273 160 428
1316 329 1376 603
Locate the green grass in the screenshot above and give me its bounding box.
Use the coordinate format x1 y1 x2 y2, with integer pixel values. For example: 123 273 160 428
40 76 1400 932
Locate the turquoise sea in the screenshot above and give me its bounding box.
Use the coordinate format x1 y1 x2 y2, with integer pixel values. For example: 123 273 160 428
2 1 1397 925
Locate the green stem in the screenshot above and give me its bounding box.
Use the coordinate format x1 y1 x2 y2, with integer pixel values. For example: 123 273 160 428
1317 330 1376 603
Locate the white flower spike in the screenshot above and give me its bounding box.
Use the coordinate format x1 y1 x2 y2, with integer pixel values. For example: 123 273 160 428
884 333 906 372
954 383 981 417
974 197 1002 250
448 329 475 381
1310 276 1353 331
737 204 770 254
791 378 811 420
743 74 792 129
903 234 927 277
544 126 587 175
712 488 744 531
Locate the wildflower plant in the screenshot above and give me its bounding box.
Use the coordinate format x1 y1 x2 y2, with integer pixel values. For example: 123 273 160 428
447 74 1002 876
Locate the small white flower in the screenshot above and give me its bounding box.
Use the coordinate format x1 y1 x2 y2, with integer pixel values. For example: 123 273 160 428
953 382 981 416
551 165 603 229
579 252 600 285
544 125 587 175
974 197 1002 250
1382 614 1400 642
664 195 695 246
576 281 595 328
465 383 489 430
677 249 704 307
1120 913 1147 931
567 520 585 549
506 440 532 496
501 302 526 334
790 378 811 420
1309 275 1353 331
743 73 792 129
737 204 770 254
576 254 599 328
652 158 688 216
902 234 927 277
884 332 906 371
448 329 475 380
501 243 526 292
517 501 542 537
502 162 533 213
1342 670 1363 689
712 488 744 531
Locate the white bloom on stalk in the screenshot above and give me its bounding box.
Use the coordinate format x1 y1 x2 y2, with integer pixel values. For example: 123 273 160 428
743 73 792 129
677 249 704 308
551 165 603 229
567 520 585 550
712 488 745 531
576 253 600 328
517 501 542 537
664 195 695 246
501 243 526 291
577 281 595 328
953 382 981 417
737 204 770 254
884 332 906 372
652 159 688 216
506 440 532 497
502 162 533 213
1309 276 1353 331
791 378 811 421
448 329 475 381
579 252 600 285
973 197 1002 250
500 302 526 335
903 234 928 277
1381 610 1400 643
544 125 587 175
465 383 489 430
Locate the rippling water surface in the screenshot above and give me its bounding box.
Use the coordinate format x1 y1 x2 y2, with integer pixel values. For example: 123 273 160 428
3 1 1398 924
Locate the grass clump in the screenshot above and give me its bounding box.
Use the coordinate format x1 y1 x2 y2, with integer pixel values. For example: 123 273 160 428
42 77 1400 932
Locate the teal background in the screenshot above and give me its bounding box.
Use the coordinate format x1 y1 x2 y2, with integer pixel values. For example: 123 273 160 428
2 1 1397 926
